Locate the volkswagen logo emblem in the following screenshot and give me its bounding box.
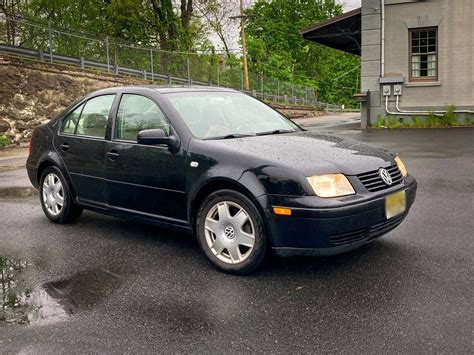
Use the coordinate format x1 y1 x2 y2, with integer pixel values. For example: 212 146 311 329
224 226 235 239
379 168 393 186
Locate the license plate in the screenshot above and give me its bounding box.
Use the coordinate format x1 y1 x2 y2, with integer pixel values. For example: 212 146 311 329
385 190 406 219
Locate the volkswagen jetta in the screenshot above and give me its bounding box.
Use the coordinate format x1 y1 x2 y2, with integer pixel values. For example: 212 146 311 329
27 86 417 274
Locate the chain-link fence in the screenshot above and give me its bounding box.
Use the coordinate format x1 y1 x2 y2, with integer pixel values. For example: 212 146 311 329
0 14 341 110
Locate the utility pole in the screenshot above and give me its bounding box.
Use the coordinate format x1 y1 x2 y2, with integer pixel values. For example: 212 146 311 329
240 0 250 91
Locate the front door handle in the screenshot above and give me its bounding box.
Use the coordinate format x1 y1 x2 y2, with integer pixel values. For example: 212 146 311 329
106 151 120 161
60 143 69 152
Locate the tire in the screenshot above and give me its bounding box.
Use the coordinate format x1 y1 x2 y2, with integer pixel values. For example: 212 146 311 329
39 166 83 224
196 189 268 275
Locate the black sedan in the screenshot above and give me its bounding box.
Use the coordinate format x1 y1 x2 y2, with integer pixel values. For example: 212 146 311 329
27 86 417 274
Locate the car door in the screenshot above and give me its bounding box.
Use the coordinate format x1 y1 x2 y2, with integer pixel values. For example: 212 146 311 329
105 93 187 223
55 94 116 207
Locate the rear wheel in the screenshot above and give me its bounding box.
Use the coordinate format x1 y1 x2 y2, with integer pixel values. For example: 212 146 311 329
39 166 83 224
196 190 267 275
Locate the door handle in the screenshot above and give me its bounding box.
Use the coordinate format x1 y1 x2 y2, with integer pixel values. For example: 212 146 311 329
60 143 69 152
106 151 120 161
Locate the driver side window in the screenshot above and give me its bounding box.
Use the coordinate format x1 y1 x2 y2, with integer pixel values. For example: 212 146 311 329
115 94 170 141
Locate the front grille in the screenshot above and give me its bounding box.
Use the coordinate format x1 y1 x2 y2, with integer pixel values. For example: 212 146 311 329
329 228 367 246
368 215 404 239
329 214 405 247
357 165 403 192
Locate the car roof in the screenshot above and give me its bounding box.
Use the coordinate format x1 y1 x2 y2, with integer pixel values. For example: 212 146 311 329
89 85 239 96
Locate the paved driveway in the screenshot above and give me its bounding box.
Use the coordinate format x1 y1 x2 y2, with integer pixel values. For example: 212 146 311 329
0 128 472 353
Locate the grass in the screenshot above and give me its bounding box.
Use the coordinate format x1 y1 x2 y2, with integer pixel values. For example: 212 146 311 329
375 105 473 128
0 135 11 147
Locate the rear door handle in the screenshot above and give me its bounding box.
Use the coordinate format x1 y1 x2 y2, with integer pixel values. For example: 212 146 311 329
106 151 120 161
60 143 69 152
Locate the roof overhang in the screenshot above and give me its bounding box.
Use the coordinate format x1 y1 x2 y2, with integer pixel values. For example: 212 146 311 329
300 8 362 56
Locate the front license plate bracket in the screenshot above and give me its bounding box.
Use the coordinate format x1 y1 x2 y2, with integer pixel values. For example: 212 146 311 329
385 190 406 219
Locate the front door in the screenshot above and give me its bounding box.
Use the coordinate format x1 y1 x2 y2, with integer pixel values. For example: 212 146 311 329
105 93 187 223
54 94 116 207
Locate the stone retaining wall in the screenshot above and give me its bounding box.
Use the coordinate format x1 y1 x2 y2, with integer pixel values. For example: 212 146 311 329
0 55 322 144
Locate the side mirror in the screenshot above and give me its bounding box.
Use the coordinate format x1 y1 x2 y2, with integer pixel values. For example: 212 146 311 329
137 129 178 148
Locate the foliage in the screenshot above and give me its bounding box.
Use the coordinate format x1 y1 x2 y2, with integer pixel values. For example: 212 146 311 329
2 0 360 106
440 104 457 126
244 0 360 107
375 106 472 128
411 115 421 127
20 0 198 51
0 135 11 147
195 0 239 59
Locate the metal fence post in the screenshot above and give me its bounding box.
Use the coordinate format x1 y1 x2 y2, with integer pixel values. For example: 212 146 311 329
277 80 280 104
217 65 220 86
105 36 110 73
186 56 191 85
241 72 244 91
48 19 53 63
150 49 154 81
260 76 264 100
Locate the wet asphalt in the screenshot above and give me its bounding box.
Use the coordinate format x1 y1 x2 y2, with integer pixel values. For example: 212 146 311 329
0 125 473 353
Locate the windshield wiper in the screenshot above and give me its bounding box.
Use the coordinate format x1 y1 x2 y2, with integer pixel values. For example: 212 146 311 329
206 133 255 140
256 129 295 136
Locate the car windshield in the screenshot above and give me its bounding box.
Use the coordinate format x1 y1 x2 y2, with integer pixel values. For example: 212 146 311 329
165 91 299 139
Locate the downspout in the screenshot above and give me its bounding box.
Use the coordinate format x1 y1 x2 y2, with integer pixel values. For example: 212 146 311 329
381 0 385 77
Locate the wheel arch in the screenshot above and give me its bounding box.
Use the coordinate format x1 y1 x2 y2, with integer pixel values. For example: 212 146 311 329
36 156 77 199
189 178 270 238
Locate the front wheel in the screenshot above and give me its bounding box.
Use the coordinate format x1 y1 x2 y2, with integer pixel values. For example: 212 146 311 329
39 166 83 224
196 190 268 275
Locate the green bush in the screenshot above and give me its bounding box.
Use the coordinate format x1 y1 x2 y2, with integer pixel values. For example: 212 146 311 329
376 115 386 127
411 116 421 127
0 135 11 147
441 105 457 126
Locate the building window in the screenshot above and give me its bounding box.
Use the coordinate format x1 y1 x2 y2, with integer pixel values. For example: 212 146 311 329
410 28 437 81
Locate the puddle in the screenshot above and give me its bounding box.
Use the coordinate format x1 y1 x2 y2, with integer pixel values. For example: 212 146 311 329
0 257 120 325
0 187 38 198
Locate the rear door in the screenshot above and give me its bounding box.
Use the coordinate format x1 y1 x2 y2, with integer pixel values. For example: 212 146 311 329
55 94 116 207
105 93 187 223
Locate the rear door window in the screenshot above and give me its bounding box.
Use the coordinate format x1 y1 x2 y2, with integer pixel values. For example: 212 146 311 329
75 95 115 138
60 103 84 134
115 94 170 141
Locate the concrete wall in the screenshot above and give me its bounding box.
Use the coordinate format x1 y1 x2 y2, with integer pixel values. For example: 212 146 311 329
361 0 382 127
361 0 474 126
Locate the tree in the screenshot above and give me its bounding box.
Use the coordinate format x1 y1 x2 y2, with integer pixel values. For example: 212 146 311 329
244 0 360 106
0 0 22 45
195 0 239 59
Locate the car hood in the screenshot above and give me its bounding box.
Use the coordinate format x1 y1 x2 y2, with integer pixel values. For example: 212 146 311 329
210 130 395 176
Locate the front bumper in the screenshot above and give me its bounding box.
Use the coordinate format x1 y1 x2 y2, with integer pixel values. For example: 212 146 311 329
258 175 417 256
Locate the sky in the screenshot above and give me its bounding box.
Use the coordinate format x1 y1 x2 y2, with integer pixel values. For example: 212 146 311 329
340 0 361 11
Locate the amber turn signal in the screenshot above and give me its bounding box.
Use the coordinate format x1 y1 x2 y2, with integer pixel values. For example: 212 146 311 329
273 207 292 216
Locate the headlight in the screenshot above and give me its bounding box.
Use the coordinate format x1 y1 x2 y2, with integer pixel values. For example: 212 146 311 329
395 156 408 177
307 174 355 198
